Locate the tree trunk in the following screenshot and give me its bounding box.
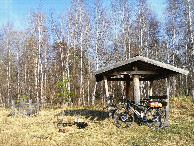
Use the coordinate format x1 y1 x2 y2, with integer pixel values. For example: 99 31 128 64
6 34 11 107
92 82 97 105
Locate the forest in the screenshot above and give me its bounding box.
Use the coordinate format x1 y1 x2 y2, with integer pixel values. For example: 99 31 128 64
0 0 193 107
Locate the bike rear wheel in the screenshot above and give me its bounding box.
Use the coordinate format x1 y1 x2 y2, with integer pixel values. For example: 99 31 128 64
146 108 166 129
114 108 134 128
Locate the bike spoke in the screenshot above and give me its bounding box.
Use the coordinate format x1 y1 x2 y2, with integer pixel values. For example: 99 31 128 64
146 108 166 129
114 108 134 129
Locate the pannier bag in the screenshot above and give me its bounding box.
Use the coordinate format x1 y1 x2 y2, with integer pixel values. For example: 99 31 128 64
150 102 162 107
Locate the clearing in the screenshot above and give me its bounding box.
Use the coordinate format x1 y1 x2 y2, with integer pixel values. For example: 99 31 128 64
0 96 193 146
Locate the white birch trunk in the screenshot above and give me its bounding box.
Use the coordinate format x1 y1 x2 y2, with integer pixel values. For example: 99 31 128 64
79 2 85 106
95 3 99 70
6 31 11 106
38 14 44 101
66 23 70 84
17 51 20 99
44 45 48 100
187 0 193 43
40 63 44 102
60 18 65 82
87 62 90 105
34 58 38 100
92 82 97 105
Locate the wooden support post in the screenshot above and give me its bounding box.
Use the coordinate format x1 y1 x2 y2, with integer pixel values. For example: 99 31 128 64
104 76 110 104
104 75 113 117
29 99 32 108
11 100 15 110
37 97 39 111
29 99 32 116
133 66 140 104
11 100 15 115
150 81 153 96
20 98 24 115
126 77 130 99
166 78 170 126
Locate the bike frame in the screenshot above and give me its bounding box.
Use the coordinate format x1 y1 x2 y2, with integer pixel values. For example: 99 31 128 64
114 99 166 129
126 101 152 122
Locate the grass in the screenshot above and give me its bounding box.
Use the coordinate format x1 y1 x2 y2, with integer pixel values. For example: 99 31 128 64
0 96 193 146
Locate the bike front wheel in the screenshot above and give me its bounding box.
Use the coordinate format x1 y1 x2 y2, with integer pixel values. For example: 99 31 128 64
113 108 134 128
146 108 166 129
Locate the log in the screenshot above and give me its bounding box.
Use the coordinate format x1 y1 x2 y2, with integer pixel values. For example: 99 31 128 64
133 66 140 104
150 81 153 96
126 78 130 99
165 78 170 126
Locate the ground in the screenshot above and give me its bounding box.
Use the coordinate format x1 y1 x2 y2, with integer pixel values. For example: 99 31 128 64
0 96 193 146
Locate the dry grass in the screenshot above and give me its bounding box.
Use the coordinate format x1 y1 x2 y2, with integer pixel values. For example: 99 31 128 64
0 96 193 146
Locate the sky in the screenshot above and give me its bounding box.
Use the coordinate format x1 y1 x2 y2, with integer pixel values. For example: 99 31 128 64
0 0 71 29
0 0 166 30
148 0 166 20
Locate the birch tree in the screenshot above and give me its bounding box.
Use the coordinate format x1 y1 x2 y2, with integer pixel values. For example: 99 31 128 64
28 12 48 102
165 0 193 96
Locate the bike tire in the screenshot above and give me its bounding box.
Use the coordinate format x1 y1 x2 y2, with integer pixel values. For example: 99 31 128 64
146 108 166 129
113 108 134 129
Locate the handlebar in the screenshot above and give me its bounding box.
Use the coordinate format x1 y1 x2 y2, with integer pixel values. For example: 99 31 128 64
119 98 147 107
119 98 133 104
142 98 150 101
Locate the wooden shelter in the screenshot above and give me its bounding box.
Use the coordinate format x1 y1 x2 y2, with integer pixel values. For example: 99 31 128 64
95 56 189 123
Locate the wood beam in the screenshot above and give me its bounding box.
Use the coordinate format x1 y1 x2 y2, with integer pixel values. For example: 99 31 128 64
149 95 168 99
108 71 119 76
107 78 127 81
120 71 157 75
119 71 130 75
107 77 151 81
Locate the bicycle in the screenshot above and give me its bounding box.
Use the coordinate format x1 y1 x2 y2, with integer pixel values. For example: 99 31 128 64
113 99 166 129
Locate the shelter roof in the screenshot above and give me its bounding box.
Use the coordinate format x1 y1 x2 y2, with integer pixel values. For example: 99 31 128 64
95 56 189 82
